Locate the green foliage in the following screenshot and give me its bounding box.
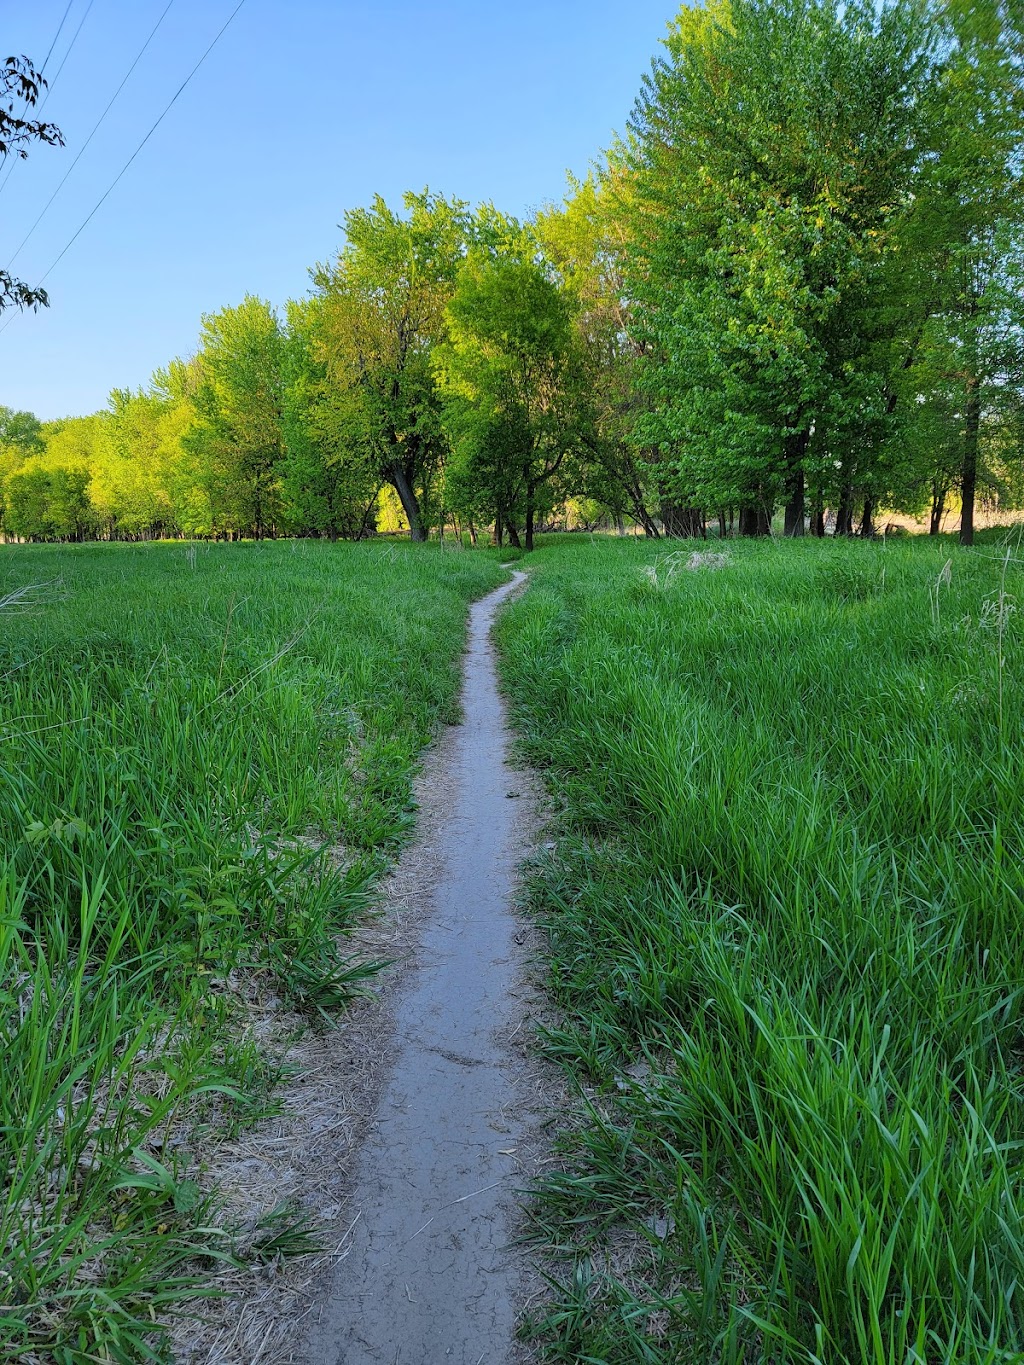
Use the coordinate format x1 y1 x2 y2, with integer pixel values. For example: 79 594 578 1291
618 0 1024 538
4 422 98 542
437 218 593 548
311 190 471 540
0 54 63 315
534 169 662 537
0 539 505 1358
499 534 1024 1363
5 1 1024 547
280 297 380 539
627 0 939 526
185 295 286 539
0 299 392 545
94 388 182 536
0 404 42 457
902 0 1024 544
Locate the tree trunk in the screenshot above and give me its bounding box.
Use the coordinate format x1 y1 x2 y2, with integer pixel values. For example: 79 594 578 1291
662 501 704 538
468 520 478 547
783 432 809 536
739 506 771 537
860 497 875 538
834 486 854 537
505 520 522 550
388 461 426 542
960 379 980 547
811 499 825 538
929 484 947 536
783 479 805 536
525 485 536 552
718 509 727 539
632 500 660 537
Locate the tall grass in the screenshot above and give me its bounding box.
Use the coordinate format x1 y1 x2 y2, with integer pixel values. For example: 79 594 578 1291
0 538 504 1362
497 533 1024 1364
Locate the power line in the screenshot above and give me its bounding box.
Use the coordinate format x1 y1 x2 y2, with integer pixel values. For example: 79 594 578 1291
39 2 77 78
6 1 176 271
0 0 247 336
0 0 96 199
39 0 98 111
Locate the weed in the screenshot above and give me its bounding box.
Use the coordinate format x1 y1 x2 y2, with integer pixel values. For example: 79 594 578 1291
497 534 1024 1365
0 538 505 1359
250 1200 323 1263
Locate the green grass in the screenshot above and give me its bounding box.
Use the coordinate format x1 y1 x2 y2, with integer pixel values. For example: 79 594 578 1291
496 532 1024 1364
0 538 505 1362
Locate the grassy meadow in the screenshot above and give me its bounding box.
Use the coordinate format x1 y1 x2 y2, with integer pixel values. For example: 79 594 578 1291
0 538 504 1362
496 532 1024 1365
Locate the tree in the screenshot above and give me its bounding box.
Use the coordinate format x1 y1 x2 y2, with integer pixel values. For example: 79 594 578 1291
3 415 99 541
436 221 593 551
0 405 43 528
626 0 938 535
280 297 380 539
534 170 662 537
0 405 42 453
185 297 285 538
0 55 63 313
0 413 38 537
900 0 1024 546
86 389 183 538
312 191 470 541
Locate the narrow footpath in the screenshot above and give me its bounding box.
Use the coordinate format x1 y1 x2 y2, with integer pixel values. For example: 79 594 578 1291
301 569 541 1365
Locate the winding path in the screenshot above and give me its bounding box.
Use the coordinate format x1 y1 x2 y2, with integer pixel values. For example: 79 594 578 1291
302 570 537 1364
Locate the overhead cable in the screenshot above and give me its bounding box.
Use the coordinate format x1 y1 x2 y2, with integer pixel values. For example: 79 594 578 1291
0 0 97 198
0 0 247 336
38 0 98 112
6 1 176 270
38 2 77 77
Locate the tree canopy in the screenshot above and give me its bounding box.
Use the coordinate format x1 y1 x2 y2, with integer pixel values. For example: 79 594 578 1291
5 1 1024 546
0 53 63 314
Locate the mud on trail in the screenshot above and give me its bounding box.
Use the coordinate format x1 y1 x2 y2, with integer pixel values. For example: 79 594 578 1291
172 570 553 1365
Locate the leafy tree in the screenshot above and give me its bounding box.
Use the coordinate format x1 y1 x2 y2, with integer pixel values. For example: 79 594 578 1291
0 404 42 453
627 0 938 535
0 405 43 528
185 297 285 538
4 416 99 541
0 55 63 313
280 297 380 539
86 389 182 538
147 358 215 537
312 191 470 540
535 170 662 537
3 464 52 538
900 0 1024 545
437 221 593 550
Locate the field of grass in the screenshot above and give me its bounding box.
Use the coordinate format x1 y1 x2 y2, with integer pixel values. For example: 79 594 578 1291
0 538 504 1362
496 533 1024 1364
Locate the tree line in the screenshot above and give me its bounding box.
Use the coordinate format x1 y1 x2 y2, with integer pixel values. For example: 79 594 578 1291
4 0 1023 548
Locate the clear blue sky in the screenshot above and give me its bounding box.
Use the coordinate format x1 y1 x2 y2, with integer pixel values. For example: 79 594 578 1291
0 0 674 420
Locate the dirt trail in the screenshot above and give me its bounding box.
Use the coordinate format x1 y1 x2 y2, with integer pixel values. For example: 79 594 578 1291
298 569 543 1364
